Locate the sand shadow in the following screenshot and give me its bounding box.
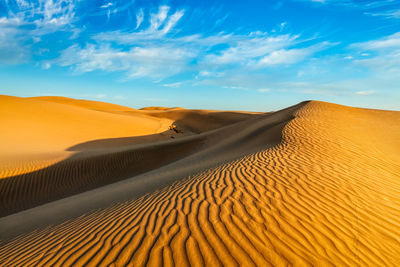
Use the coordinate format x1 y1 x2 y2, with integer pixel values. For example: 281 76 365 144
0 112 261 217
0 129 207 217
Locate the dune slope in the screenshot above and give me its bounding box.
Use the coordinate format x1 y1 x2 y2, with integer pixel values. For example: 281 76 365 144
0 95 173 176
0 95 257 179
1 101 399 266
0 95 259 216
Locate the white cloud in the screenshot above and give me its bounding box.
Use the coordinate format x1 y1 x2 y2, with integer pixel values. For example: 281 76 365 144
16 0 30 8
197 70 224 77
300 0 394 7
193 30 400 104
0 18 30 63
5 3 325 81
0 0 77 63
22 0 77 28
127 46 194 78
163 82 183 88
258 48 310 66
161 9 184 34
101 3 113 9
57 44 195 79
68 5 327 79
279 22 288 31
366 9 400 19
57 44 130 72
351 32 400 75
95 7 185 43
353 32 400 50
0 17 22 26
87 28 326 79
206 36 331 69
53 6 193 79
136 9 144 29
150 6 169 31
355 90 376 95
205 34 299 65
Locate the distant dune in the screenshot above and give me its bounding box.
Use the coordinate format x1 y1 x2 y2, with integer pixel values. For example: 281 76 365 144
0 96 399 266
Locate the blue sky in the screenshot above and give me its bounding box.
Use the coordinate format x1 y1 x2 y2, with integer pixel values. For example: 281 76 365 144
0 0 399 111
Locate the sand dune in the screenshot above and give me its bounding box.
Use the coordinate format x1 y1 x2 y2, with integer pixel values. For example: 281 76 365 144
0 95 261 215
0 95 171 177
1 99 400 266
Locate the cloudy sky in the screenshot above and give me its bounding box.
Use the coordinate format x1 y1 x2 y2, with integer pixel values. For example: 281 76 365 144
1 0 399 110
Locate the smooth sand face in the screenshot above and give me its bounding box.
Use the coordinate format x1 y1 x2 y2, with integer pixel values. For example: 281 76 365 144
0 95 174 178
0 95 255 179
0 99 399 266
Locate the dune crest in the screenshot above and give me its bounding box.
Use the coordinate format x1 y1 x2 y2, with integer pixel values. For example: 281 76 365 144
1 100 399 266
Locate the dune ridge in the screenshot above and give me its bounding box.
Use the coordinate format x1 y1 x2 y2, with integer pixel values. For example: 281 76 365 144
1 100 399 266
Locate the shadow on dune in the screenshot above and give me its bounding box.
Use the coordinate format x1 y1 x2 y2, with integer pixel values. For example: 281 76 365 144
143 110 265 134
0 130 205 217
0 103 306 221
66 111 261 151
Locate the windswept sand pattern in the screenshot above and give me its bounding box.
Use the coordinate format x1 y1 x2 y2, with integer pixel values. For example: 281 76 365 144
0 135 206 216
1 101 400 266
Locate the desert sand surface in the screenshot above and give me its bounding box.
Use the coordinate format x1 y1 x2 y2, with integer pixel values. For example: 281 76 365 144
0 95 258 215
1 97 400 266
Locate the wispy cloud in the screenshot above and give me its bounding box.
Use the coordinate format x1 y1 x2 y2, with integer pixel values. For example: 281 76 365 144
10 0 77 28
355 90 376 95
57 44 195 79
54 4 329 80
366 9 400 19
351 32 400 76
135 9 144 29
161 9 184 34
257 42 330 67
0 17 29 63
204 34 298 65
149 6 169 31
0 0 77 63
95 6 185 43
100 3 113 9
298 0 399 9
352 32 400 50
163 82 183 88
56 6 193 79
197 30 400 99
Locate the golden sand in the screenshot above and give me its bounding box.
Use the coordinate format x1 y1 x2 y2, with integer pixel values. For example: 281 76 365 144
0 99 399 266
0 95 258 215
